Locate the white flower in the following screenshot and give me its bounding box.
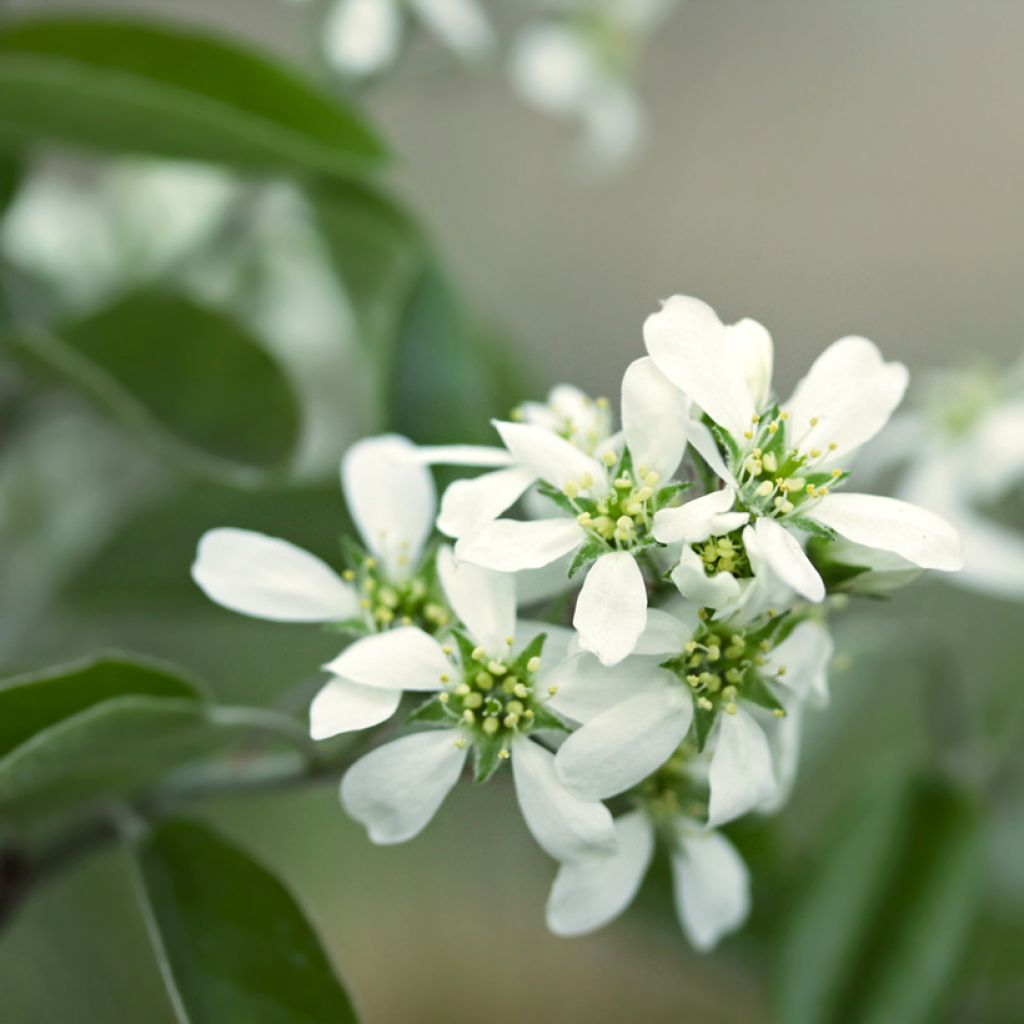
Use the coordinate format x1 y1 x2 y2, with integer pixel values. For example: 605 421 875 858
643 296 963 600
546 810 749 951
322 0 493 79
552 606 832 827
336 551 616 859
449 357 689 666
192 434 448 739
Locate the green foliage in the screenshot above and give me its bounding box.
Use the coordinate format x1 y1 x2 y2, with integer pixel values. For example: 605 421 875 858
12 291 301 484
0 153 20 215
788 515 836 541
132 817 359 1023
568 538 605 578
0 17 386 176
775 776 983 1024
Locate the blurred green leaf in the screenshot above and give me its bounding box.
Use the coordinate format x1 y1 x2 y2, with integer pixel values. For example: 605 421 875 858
132 817 359 1023
0 17 386 176
12 291 301 484
0 652 202 758
0 153 20 214
775 776 983 1024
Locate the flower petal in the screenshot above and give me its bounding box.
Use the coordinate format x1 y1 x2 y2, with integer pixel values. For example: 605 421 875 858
546 812 655 936
342 434 436 578
758 706 802 815
685 418 737 487
323 0 402 77
670 548 742 609
573 551 648 666
436 467 536 538
784 336 908 463
408 0 494 58
322 627 448 691
309 678 402 739
340 731 467 844
811 492 962 572
767 619 833 707
192 528 357 622
653 488 747 545
543 652 669 724
753 517 826 602
413 444 514 467
556 685 692 799
632 606 697 656
493 420 607 492
726 318 773 410
707 707 777 827
455 518 584 571
514 553 576 605
621 356 688 481
511 736 616 862
643 295 756 440
672 829 750 951
436 546 516 656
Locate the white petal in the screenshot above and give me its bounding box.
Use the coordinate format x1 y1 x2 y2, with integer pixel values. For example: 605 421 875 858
556 685 692 799
511 737 616 862
342 435 436 578
340 731 466 844
546 812 655 936
767 619 833 707
518 620 575 668
436 546 516 656
947 509 1024 600
513 553 576 605
413 444 513 467
436 467 536 538
653 488 747 545
643 295 756 440
573 552 648 666
726 318 774 410
493 420 607 492
811 492 962 572
753 517 826 602
192 528 357 622
408 0 493 57
784 336 908 463
323 0 401 77
621 356 688 481
309 678 401 739
685 418 737 487
322 627 448 691
455 518 584 571
758 707 802 814
672 829 750 951
632 606 697 656
670 548 742 609
543 652 670 724
707 707 777 828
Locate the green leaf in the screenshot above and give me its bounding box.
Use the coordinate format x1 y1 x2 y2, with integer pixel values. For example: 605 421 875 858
132 817 359 1023
568 538 605 579
775 776 983 1024
534 481 579 517
13 291 301 484
654 481 691 507
407 696 448 725
0 153 21 215
0 17 386 176
472 734 504 783
788 515 836 541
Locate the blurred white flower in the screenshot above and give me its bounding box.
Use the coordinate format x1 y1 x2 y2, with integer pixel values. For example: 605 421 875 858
321 0 494 78
336 554 616 859
546 809 750 951
644 295 963 603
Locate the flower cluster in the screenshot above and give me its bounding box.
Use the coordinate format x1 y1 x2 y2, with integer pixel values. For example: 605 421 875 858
192 294 962 949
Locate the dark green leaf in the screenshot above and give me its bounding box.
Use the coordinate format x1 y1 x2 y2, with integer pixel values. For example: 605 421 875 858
13 291 301 484
132 818 359 1023
775 776 983 1024
407 695 447 724
472 734 504 783
0 17 386 176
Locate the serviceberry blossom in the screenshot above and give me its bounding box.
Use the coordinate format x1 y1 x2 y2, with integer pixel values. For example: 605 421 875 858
643 295 964 601
336 550 616 861
449 357 689 666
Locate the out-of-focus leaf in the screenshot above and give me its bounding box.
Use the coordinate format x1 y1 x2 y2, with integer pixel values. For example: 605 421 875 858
0 17 386 176
0 654 303 825
0 154 21 215
0 652 201 758
132 817 359 1023
775 776 983 1024
12 291 301 484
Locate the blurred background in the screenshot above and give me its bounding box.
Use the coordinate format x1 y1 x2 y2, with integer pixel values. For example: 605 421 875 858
1 1 1022 1021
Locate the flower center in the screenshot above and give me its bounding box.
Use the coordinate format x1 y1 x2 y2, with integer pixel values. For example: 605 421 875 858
632 744 707 825
695 529 750 578
343 554 449 634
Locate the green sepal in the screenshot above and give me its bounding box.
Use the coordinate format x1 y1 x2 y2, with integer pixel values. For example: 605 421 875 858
407 695 448 724
450 628 477 667
709 422 742 472
691 700 717 753
528 705 570 734
321 617 368 636
788 515 837 541
654 481 691 507
510 632 546 676
743 675 786 714
473 734 505 783
535 481 579 517
339 534 371 572
568 538 606 578
746 609 802 649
